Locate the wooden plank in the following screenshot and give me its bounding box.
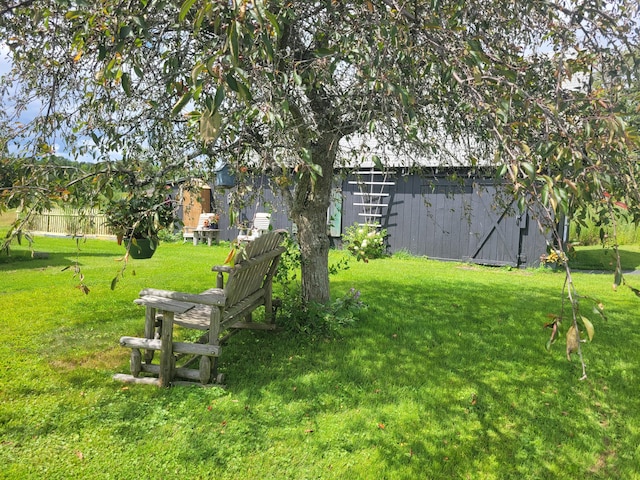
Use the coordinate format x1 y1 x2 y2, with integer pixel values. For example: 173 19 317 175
119 337 220 356
348 181 395 185
134 296 195 314
138 288 226 307
120 337 162 350
140 363 213 383
112 374 160 386
173 342 220 356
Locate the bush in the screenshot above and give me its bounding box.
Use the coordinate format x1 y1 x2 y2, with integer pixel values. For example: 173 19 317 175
157 229 182 243
274 234 361 337
343 223 387 262
277 286 366 337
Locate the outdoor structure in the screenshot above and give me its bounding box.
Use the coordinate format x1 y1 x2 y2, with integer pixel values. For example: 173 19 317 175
176 181 215 231
210 168 558 268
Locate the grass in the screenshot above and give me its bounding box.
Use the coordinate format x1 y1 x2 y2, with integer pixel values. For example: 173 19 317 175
570 244 640 272
1 231 639 479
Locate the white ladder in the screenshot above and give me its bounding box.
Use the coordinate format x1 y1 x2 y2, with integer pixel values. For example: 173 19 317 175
348 167 394 226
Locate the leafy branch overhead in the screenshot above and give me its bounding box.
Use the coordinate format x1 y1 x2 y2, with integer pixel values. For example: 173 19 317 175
1 1 639 375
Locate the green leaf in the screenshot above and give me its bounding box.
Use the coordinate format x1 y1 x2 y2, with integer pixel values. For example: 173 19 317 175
521 161 535 179
65 10 82 20
179 0 197 22
121 72 131 95
309 163 323 177
262 32 274 60
371 155 384 172
191 63 205 85
229 21 239 64
171 91 192 116
293 71 302 86
226 72 239 92
264 11 281 37
236 81 252 102
314 47 334 57
580 316 594 341
200 109 222 143
118 25 131 39
110 276 119 291
214 86 225 109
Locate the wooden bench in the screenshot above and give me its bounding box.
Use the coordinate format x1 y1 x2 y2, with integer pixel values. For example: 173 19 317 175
114 229 286 387
183 213 220 246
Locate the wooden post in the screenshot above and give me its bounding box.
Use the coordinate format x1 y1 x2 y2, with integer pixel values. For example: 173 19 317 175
130 349 142 377
159 310 174 387
143 306 156 363
209 307 222 382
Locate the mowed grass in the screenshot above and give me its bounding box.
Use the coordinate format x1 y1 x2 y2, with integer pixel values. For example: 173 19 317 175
570 244 640 272
1 232 639 479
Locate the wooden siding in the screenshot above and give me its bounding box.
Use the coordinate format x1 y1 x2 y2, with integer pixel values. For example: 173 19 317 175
212 172 554 267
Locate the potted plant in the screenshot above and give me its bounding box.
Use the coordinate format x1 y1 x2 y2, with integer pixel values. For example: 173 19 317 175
104 191 177 259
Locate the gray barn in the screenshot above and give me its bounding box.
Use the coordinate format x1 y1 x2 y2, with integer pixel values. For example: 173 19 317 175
208 167 555 268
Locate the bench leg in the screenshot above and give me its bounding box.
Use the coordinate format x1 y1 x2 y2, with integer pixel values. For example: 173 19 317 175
159 311 175 387
204 307 222 384
130 348 142 377
143 306 157 363
264 284 274 324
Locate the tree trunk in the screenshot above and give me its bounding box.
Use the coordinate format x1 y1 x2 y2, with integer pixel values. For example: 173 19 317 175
287 134 339 305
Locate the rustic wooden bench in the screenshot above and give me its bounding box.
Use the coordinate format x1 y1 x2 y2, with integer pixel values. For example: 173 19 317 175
114 229 286 387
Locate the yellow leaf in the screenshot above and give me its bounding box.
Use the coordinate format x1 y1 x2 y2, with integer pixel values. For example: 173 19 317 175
223 248 236 265
73 50 83 62
580 316 595 342
566 325 579 361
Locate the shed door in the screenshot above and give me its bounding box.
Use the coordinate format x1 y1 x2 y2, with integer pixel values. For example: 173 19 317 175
465 186 524 267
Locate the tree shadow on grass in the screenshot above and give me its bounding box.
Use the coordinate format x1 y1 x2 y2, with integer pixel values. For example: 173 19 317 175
572 246 640 272
193 272 634 478
33 262 633 478
0 250 120 271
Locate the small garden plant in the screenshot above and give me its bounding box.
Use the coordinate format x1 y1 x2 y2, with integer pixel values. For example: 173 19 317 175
343 223 387 262
274 233 360 337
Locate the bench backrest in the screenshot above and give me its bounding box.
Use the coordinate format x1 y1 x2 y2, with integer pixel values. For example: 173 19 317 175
252 212 271 232
224 229 286 307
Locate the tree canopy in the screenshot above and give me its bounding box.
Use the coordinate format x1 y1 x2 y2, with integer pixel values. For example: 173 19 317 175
1 1 639 327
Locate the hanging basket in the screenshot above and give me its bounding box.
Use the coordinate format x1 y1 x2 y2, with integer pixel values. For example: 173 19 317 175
214 161 236 188
125 237 159 259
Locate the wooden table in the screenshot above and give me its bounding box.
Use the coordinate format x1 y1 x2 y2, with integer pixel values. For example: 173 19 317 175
193 228 219 246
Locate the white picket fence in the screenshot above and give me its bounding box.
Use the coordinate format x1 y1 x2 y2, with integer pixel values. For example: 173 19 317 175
26 208 114 237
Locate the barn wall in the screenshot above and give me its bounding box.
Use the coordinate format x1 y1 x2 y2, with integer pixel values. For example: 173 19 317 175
209 171 553 267
212 176 294 240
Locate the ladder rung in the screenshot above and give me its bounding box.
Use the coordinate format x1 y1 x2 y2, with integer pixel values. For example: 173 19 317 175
354 171 386 175
348 181 395 185
354 203 388 207
354 192 389 197
358 213 383 217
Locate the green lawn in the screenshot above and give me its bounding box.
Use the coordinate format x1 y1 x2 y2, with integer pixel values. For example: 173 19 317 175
571 244 640 272
1 234 639 479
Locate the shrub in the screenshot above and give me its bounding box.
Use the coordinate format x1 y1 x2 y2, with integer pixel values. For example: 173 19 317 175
274 234 360 337
277 286 366 337
343 223 387 262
